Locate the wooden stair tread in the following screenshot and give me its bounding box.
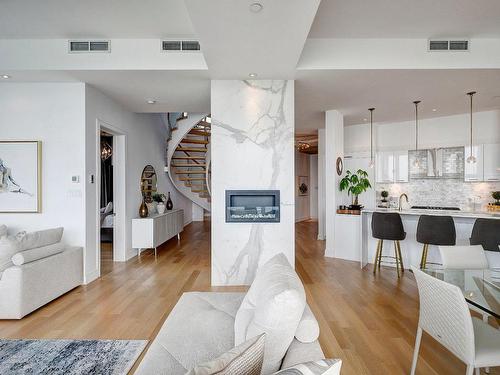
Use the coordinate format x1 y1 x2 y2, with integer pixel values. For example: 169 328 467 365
189 130 211 136
175 171 206 174
175 147 207 152
172 156 206 160
178 177 206 181
171 164 207 167
192 189 209 193
180 139 209 145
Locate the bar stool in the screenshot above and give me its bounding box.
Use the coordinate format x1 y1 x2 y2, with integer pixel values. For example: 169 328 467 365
470 218 500 251
372 212 406 277
416 215 456 269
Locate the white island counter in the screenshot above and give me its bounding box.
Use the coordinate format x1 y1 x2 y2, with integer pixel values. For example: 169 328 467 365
359 208 500 270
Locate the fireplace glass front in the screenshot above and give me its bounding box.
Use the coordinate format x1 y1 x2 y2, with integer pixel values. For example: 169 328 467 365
226 190 280 223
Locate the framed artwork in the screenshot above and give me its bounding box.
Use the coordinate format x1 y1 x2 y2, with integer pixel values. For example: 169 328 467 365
0 141 42 213
297 176 309 196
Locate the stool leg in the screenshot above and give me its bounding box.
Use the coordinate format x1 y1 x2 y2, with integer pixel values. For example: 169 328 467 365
419 244 426 269
397 241 404 273
378 240 383 269
394 241 401 278
422 244 429 269
373 239 381 274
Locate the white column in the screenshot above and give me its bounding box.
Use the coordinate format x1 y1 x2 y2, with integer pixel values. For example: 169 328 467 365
325 110 344 257
317 128 326 240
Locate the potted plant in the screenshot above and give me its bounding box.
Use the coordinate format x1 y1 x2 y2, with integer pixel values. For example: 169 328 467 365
381 190 389 202
492 191 500 206
339 169 372 209
152 193 167 214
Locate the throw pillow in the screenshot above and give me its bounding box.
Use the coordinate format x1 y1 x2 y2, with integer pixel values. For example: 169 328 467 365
295 305 320 343
11 242 65 266
235 253 306 374
185 333 265 375
273 359 342 375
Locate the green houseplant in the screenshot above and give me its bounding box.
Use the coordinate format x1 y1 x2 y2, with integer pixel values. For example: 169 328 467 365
339 169 372 207
492 191 500 205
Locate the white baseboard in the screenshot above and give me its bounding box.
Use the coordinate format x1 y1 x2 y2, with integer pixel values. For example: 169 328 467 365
84 269 99 285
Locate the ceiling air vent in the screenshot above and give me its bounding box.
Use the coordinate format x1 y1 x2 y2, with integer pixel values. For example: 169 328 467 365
69 40 110 53
162 40 200 52
428 39 469 52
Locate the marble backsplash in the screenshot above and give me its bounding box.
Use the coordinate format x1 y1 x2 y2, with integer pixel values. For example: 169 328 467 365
376 179 500 210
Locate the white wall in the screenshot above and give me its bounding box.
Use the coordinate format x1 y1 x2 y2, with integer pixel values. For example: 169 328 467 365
309 154 318 219
295 151 310 222
211 80 295 286
345 110 500 153
85 85 192 282
0 83 86 247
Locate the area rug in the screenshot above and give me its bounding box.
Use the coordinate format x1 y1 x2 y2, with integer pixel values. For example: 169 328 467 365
0 339 148 375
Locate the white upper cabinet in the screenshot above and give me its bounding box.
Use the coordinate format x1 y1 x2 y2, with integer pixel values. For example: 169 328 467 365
376 151 408 183
394 151 409 182
464 144 484 182
483 143 500 182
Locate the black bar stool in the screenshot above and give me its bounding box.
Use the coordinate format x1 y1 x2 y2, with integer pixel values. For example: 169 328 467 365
470 218 500 251
372 212 406 277
416 215 456 269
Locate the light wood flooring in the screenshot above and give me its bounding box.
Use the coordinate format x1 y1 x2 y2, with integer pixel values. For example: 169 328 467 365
0 221 497 374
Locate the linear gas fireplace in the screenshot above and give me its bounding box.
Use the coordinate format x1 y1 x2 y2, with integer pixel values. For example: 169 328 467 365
226 190 280 223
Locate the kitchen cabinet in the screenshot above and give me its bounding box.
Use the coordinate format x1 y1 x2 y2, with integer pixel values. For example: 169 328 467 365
464 145 484 182
376 150 408 183
376 151 395 183
394 151 409 182
483 143 500 182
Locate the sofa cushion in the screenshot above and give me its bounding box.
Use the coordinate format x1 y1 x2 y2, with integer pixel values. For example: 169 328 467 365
295 305 320 344
234 253 306 374
135 292 245 375
0 225 7 238
273 359 342 375
11 243 65 266
186 333 265 375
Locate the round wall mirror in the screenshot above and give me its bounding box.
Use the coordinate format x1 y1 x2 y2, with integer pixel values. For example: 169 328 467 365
140 165 157 200
336 157 343 176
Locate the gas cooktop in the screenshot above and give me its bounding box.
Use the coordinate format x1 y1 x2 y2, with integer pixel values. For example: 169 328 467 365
411 206 461 211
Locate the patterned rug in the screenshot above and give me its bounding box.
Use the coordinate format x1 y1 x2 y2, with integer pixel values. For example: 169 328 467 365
0 339 148 375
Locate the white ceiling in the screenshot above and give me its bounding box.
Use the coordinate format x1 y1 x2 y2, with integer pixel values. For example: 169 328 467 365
309 0 500 38
0 0 194 39
295 69 500 131
185 0 320 78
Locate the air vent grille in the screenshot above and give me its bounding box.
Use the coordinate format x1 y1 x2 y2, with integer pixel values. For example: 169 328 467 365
162 40 201 52
428 39 469 51
69 40 110 53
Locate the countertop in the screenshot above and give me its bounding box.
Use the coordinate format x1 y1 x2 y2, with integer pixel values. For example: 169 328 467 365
361 207 500 219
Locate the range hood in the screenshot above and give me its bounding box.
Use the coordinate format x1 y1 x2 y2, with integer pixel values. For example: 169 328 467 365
409 146 464 179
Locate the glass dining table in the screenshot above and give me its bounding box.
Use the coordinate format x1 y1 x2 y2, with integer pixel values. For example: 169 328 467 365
422 268 500 319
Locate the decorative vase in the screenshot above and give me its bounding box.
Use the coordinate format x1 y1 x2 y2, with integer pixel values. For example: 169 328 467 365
146 201 156 215
139 199 148 218
157 202 166 214
166 192 173 210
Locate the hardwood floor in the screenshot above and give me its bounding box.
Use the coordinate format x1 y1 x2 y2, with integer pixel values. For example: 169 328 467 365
0 221 497 374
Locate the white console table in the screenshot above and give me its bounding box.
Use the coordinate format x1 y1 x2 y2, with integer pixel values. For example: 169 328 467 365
132 209 184 257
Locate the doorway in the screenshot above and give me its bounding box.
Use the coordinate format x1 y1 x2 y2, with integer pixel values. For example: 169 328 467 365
96 120 126 278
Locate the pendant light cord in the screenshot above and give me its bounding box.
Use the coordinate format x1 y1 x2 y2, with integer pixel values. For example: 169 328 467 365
413 101 421 152
468 91 475 151
369 108 375 163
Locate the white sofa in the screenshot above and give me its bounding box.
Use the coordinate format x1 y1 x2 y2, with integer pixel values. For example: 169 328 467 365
0 226 83 319
136 254 327 375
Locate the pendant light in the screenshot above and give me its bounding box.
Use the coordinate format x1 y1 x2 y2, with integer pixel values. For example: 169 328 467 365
466 91 477 164
413 100 421 167
368 108 375 168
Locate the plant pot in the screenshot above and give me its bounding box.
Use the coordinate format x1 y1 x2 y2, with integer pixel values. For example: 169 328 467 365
157 203 166 214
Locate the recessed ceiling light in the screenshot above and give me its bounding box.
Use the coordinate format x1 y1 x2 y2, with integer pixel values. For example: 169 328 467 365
363 118 368 122
432 108 437 112
249 73 257 78
147 100 156 104
1 74 10 79
249 3 263 13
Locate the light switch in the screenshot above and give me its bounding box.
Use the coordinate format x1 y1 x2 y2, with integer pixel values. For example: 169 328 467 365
71 176 80 183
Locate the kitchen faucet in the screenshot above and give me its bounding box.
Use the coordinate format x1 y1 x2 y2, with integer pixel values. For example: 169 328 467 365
399 193 409 211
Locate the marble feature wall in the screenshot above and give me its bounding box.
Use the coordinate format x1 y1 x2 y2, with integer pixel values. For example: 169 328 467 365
211 80 294 286
377 180 500 210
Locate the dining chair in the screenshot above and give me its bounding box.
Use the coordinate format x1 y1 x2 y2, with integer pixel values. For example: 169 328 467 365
438 245 489 270
411 267 500 375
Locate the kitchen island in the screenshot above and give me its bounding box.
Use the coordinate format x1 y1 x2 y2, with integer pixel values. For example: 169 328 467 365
359 208 500 270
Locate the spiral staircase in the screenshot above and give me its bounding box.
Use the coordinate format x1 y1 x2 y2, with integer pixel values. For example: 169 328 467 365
165 113 211 211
